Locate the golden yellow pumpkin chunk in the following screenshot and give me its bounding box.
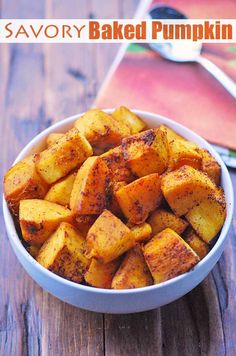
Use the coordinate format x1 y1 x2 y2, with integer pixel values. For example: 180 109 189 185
185 189 226 243
85 258 120 289
147 208 188 236
161 165 217 216
143 228 199 284
74 109 130 149
115 173 162 224
46 133 64 147
200 149 221 185
19 199 72 246
112 246 153 289
37 222 89 282
70 156 109 215
36 127 92 184
45 172 76 206
122 128 169 177
128 223 152 242
168 139 202 171
86 210 135 263
159 124 185 144
184 228 209 259
4 155 48 216
101 146 134 183
112 106 146 134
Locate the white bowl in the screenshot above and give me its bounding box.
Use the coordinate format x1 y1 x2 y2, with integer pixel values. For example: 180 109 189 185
3 110 234 314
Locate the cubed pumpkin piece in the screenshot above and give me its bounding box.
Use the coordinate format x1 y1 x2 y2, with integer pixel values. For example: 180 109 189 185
168 139 202 171
183 228 209 259
4 155 49 216
86 210 135 263
85 258 120 289
185 189 226 243
46 133 64 147
19 199 72 246
161 165 217 216
122 128 169 177
36 127 92 184
75 215 98 236
37 222 89 282
200 149 221 185
159 124 185 143
115 173 162 224
147 208 188 236
143 228 199 284
74 109 130 149
101 146 134 183
112 246 153 289
70 156 109 215
112 106 146 134
128 223 152 242
106 181 127 217
45 172 76 206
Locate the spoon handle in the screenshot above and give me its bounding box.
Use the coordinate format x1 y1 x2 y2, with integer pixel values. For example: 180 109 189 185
195 56 236 99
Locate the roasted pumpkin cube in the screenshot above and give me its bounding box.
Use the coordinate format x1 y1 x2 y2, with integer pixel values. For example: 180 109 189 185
86 210 135 263
147 208 188 236
75 215 98 236
19 199 72 246
128 223 152 242
74 109 130 149
161 165 217 216
183 228 209 259
101 146 134 183
200 149 221 185
70 156 109 215
122 128 169 177
112 246 153 289
84 258 120 289
112 106 146 134
37 222 89 282
4 155 49 216
46 133 64 147
168 139 202 171
185 188 226 243
143 228 199 284
45 172 76 206
115 173 162 224
159 124 185 144
106 181 127 217
36 127 92 184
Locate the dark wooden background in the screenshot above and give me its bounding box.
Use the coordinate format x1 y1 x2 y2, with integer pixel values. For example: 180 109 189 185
1 1 236 355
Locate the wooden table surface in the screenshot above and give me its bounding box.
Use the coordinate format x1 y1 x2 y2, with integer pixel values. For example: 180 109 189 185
1 1 236 355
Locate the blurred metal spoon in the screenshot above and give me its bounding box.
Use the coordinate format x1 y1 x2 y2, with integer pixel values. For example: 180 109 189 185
148 6 236 99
